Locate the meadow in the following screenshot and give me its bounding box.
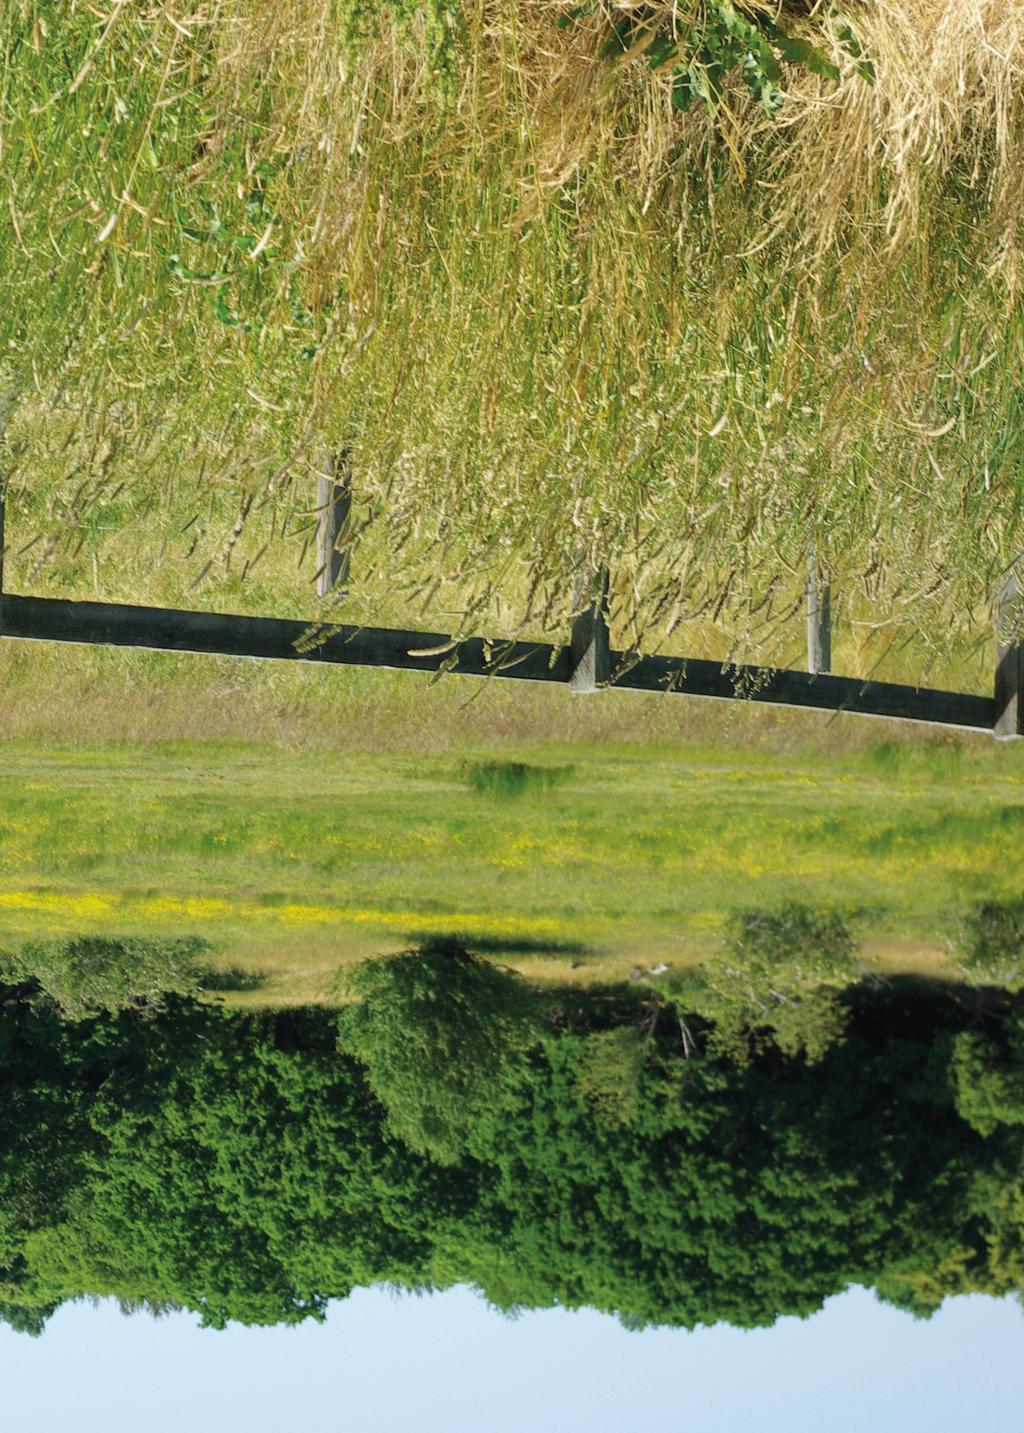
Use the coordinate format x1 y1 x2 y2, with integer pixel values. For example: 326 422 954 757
3 1 1024 690
3 0 1024 993
3 706 1024 1002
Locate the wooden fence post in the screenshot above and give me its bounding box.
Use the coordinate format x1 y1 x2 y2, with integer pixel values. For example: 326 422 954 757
569 565 610 693
0 479 6 637
806 555 831 675
316 450 352 598
994 572 1024 740
0 385 15 635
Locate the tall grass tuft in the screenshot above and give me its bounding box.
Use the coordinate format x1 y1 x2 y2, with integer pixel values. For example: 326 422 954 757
462 759 574 797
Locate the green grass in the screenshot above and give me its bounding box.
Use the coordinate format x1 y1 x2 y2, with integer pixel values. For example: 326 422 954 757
5 4 1024 1005
4 731 1024 1004
462 759 575 798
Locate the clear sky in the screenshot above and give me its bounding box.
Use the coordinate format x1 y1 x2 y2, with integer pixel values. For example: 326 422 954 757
0 1284 1018 1433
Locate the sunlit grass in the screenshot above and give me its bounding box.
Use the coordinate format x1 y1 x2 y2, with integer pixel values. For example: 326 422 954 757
4 735 1024 1001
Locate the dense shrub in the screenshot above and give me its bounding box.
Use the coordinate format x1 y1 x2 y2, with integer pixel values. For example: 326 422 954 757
462 760 574 799
589 0 856 116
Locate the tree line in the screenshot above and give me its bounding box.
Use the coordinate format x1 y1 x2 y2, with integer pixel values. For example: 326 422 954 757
1 922 1024 1336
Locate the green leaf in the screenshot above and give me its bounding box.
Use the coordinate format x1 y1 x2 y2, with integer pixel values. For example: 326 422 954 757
211 298 237 325
763 23 840 82
748 36 782 86
717 2 752 42
556 3 593 30
835 21 875 83
645 35 679 71
599 15 636 59
167 256 229 284
835 21 863 58
670 67 698 111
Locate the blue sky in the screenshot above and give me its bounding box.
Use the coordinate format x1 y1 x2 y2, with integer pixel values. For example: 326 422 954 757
0 1284 1018 1432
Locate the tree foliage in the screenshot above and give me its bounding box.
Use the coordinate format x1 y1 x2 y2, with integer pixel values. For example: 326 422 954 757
1 962 1023 1337
953 897 1024 993
335 940 539 1164
952 1021 1024 1137
573 1025 649 1125
673 903 859 1062
0 936 207 1019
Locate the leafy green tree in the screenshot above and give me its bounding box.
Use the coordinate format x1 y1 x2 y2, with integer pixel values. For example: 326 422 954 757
573 1026 648 1125
951 1022 1024 1136
675 904 859 1063
0 1300 62 1337
0 937 207 1018
953 897 1024 992
0 995 472 1331
458 1022 997 1327
0 964 1021 1336
335 940 539 1164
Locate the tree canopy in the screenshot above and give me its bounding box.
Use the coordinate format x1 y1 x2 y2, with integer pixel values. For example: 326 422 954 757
1 962 1023 1336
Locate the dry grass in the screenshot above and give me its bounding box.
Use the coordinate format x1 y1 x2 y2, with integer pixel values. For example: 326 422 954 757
0 634 1003 754
3 1 1024 677
779 0 1024 279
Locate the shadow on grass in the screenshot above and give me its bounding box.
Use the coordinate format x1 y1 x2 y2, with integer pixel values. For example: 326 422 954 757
401 931 592 959
197 965 269 993
536 971 1024 1045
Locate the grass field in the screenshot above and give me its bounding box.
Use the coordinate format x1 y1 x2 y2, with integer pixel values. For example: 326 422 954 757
5 3 1024 1006
4 1 1024 683
3 708 1024 1004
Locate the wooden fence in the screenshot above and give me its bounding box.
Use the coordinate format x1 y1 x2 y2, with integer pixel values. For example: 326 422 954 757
0 488 1020 738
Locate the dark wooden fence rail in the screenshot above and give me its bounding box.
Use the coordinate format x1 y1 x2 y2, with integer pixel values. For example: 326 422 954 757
0 473 1019 736
0 592 1001 735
